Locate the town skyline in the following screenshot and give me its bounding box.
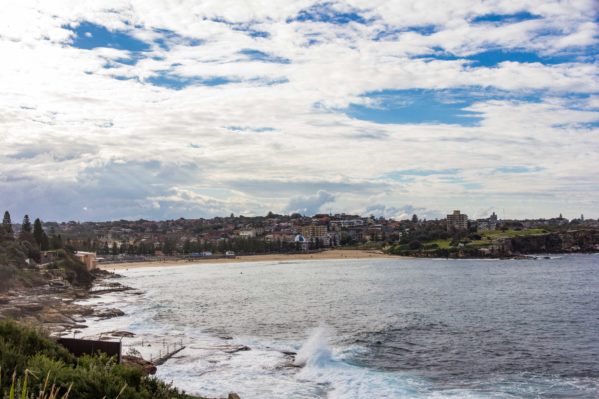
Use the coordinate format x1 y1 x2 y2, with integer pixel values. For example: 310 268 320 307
0 208 591 225
1 1 598 221
4 207 596 261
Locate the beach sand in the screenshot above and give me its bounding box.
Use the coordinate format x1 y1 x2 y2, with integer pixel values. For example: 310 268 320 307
99 249 396 270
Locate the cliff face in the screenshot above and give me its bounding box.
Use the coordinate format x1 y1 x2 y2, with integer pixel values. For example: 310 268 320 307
505 230 599 254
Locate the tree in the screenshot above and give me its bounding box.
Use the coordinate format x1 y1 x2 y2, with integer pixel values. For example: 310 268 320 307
40 232 50 251
409 240 422 250
21 215 32 233
162 239 177 255
2 211 13 236
411 214 418 224
50 234 64 250
183 239 192 254
33 218 44 247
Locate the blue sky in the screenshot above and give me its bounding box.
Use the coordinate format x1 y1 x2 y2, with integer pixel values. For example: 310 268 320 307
0 1 598 221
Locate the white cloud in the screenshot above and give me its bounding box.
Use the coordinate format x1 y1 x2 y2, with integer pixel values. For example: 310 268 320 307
285 190 336 215
0 1 598 220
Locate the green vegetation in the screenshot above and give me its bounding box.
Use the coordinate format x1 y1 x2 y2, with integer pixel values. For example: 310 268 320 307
480 228 548 238
0 320 200 399
387 227 555 258
337 241 385 251
0 240 45 291
0 210 95 292
0 241 94 292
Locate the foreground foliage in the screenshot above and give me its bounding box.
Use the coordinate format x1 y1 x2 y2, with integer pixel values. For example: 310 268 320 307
0 320 199 399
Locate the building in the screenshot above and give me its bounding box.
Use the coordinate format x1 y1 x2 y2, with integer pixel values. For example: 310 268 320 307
477 212 498 232
329 219 364 231
238 229 257 238
74 251 97 271
300 225 327 239
447 210 468 231
294 234 310 251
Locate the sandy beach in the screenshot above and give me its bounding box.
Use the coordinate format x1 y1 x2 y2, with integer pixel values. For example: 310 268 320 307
99 249 395 271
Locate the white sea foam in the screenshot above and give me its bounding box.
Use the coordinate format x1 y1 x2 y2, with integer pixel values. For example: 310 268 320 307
294 326 332 367
74 258 598 399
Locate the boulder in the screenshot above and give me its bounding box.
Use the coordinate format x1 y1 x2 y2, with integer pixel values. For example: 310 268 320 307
95 308 125 319
122 355 157 375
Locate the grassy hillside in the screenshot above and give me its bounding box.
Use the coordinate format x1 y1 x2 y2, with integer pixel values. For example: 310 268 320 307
0 240 45 291
387 228 552 257
0 240 94 292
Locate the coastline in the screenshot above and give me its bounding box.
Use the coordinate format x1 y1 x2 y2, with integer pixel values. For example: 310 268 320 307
0 250 394 336
98 249 396 271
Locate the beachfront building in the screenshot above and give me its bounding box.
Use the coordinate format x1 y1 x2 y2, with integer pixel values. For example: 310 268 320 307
74 251 97 271
294 234 310 251
447 210 468 231
300 225 332 246
300 225 327 239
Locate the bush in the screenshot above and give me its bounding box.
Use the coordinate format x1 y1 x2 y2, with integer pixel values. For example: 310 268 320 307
409 240 422 250
0 320 74 389
0 320 199 399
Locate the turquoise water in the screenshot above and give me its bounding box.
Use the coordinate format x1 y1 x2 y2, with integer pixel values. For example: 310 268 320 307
85 255 599 398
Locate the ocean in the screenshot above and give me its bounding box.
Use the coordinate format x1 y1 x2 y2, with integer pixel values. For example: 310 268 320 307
80 254 599 398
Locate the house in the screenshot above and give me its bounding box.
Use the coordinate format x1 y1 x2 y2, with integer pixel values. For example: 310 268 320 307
238 229 256 238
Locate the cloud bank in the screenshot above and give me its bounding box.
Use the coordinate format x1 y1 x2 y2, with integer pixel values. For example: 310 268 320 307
0 1 597 220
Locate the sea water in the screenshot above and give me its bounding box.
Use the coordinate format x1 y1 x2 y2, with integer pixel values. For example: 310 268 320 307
79 255 599 398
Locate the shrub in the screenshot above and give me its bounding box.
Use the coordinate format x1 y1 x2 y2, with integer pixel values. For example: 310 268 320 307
0 320 199 399
409 240 422 250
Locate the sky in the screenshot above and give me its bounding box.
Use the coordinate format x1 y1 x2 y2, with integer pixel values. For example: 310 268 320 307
0 0 598 222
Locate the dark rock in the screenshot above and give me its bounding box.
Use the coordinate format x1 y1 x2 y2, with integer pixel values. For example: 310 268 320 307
228 393 241 399
19 303 44 312
223 345 251 353
122 355 157 375
108 330 135 338
0 307 22 318
95 308 125 319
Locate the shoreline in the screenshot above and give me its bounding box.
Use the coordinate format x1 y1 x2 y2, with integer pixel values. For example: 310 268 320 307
98 249 397 270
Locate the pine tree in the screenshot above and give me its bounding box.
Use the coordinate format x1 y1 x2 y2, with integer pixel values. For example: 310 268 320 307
2 211 13 236
33 218 44 247
22 215 32 233
0 211 14 239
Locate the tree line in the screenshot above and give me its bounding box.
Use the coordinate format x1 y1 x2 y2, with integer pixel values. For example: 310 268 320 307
1 211 64 262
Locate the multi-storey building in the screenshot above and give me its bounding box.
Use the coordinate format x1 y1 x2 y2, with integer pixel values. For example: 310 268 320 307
300 225 327 239
447 210 468 231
